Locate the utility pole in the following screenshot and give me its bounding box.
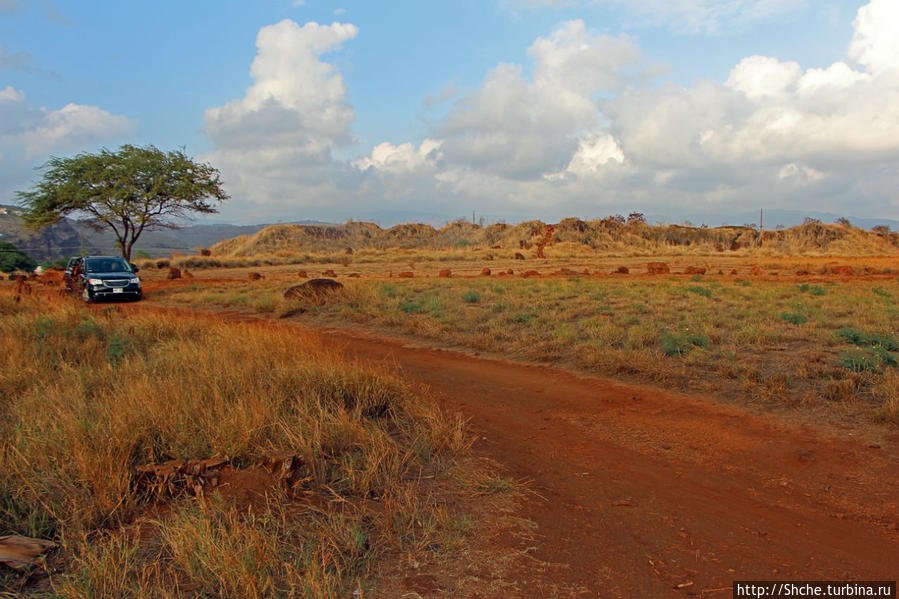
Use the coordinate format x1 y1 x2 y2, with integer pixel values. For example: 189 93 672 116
760 209 764 232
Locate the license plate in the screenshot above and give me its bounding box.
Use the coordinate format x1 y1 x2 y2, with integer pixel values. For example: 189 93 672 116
113 288 123 293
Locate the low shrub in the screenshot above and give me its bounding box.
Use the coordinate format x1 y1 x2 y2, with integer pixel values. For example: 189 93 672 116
660 331 709 356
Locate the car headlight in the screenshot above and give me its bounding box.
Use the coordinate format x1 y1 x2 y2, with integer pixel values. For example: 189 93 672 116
130 277 140 285
88 278 104 285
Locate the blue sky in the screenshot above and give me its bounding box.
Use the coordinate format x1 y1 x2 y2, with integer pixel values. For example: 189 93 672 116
2 0 897 225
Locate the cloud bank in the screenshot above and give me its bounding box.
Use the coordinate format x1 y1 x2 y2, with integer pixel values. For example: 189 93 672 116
208 0 899 223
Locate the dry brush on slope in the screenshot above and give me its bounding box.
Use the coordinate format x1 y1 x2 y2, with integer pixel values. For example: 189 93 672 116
0 295 504 598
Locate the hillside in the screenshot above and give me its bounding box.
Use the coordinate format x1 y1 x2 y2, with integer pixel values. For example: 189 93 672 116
0 205 294 262
210 217 899 257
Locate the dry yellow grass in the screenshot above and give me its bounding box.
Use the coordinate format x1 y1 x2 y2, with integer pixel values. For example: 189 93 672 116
0 294 502 597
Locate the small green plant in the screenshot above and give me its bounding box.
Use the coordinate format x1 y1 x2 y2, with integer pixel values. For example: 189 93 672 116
462 290 482 304
781 312 808 325
400 299 424 314
797 284 826 296
513 312 534 324
660 331 709 356
380 283 399 298
837 348 880 372
685 286 712 298
837 328 899 351
872 287 892 298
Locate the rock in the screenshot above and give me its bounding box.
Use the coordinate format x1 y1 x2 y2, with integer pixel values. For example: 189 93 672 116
397 271 414 278
0 535 56 569
522 270 540 278
751 266 762 275
439 269 452 278
167 267 181 280
647 262 670 274
183 270 194 278
348 272 360 278
514 252 526 260
297 270 308 278
684 266 706 275
615 266 629 274
283 278 344 301
480 267 491 276
831 265 854 275
322 269 337 277
248 272 263 280
730 269 738 275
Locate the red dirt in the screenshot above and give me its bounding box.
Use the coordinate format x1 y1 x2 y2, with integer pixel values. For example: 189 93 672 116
9 286 899 596
308 327 899 597
647 262 670 274
536 224 555 259
439 268 452 278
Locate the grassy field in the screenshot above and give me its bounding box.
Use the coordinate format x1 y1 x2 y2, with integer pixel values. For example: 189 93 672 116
0 294 507 597
150 272 899 424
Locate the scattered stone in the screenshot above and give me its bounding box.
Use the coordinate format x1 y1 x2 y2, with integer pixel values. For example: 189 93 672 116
615 266 629 274
480 267 491 276
684 266 706 275
398 271 414 278
522 270 540 278
348 272 361 278
297 270 308 278
439 268 452 278
647 262 670 274
167 267 181 280
730 269 738 275
514 252 526 260
831 265 854 275
248 272 263 280
322 269 337 277
750 266 762 275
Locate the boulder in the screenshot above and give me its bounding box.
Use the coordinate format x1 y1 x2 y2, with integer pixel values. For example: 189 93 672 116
646 262 670 274
283 278 344 301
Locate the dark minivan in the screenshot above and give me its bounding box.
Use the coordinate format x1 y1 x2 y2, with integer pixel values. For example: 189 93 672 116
68 256 142 302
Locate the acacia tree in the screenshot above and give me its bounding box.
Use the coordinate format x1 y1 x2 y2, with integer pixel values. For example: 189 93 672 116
17 144 229 261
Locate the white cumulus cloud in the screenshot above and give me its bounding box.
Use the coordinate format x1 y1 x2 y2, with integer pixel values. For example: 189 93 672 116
203 20 358 212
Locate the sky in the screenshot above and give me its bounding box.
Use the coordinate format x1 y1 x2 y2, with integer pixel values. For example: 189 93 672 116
1 0 897 226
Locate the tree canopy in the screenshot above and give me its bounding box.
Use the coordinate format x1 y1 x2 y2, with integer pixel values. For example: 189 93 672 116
17 145 229 261
0 241 38 274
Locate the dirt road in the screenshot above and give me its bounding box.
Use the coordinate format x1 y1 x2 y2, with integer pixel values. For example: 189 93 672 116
98 298 899 596
309 326 899 598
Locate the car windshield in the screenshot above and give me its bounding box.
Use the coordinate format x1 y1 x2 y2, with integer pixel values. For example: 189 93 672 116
84 258 132 274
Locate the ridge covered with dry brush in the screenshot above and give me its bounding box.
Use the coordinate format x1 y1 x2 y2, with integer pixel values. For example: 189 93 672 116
210 218 899 259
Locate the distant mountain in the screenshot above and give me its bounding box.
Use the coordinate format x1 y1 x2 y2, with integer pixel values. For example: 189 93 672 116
648 209 899 230
0 204 330 262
